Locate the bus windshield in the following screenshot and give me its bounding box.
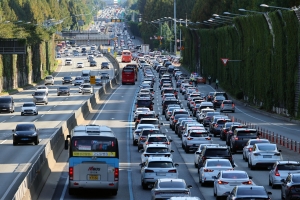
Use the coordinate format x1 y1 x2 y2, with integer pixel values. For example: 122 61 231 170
71 137 118 157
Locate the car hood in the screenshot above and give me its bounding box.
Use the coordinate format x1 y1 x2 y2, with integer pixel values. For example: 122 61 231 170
22 106 36 110
15 131 36 136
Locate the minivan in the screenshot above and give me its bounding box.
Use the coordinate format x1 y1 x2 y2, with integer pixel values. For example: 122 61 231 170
0 96 14 113
32 91 48 105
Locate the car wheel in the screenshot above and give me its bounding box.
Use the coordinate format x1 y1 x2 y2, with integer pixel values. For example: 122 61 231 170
111 190 117 196
34 139 39 145
141 180 148 190
21 113 24 116
194 162 198 168
57 94 60 96
185 147 189 153
271 181 277 189
214 187 217 196
35 112 38 115
13 141 17 146
69 188 75 195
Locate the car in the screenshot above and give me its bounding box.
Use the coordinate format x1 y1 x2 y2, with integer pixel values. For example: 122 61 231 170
90 60 97 67
96 53 103 57
194 144 219 168
133 124 156 146
44 75 54 85
135 111 158 128
137 128 162 151
80 84 93 94
133 107 151 121
229 128 259 153
182 129 212 153
12 123 39 145
76 62 84 68
73 51 79 56
101 62 109 69
150 178 192 199
140 144 174 163
198 159 235 186
281 173 300 199
0 96 15 113
197 146 234 173
140 157 179 189
248 143 283 170
56 53 61 58
202 111 220 127
213 170 253 199
57 86 70 96
73 76 84 86
100 72 109 79
212 96 226 108
32 91 48 105
210 118 232 137
220 100 235 113
269 161 300 189
95 78 102 86
36 85 49 95
226 124 248 146
21 102 38 116
242 138 270 161
226 186 272 200
143 133 172 151
136 97 154 111
220 122 242 141
62 76 72 84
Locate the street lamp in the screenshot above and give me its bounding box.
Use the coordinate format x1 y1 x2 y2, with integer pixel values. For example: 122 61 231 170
174 0 177 55
239 8 265 14
260 4 294 11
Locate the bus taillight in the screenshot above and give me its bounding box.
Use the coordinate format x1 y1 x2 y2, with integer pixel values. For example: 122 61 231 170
114 168 119 181
69 167 74 180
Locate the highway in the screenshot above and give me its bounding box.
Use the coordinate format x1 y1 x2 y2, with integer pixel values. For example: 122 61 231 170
0 51 114 199
45 54 300 200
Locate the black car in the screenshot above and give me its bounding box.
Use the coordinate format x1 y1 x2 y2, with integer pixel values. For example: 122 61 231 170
226 124 248 146
213 96 226 108
230 128 258 153
12 123 39 145
95 78 102 86
281 173 300 199
90 60 97 67
62 76 72 84
162 98 181 115
226 186 272 200
57 86 70 96
135 98 154 111
101 62 109 69
0 96 14 113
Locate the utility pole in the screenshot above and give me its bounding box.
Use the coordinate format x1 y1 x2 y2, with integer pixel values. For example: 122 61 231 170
174 0 177 55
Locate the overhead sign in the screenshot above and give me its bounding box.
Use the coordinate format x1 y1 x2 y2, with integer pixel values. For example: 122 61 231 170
90 76 95 84
221 58 229 66
111 19 123 22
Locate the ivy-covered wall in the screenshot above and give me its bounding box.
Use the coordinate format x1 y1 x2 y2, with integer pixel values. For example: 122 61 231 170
182 10 299 117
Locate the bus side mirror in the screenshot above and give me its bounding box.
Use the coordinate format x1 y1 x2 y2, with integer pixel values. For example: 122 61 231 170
64 140 69 150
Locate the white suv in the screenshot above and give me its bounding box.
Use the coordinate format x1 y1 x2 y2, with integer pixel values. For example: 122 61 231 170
141 144 174 163
44 75 54 85
143 134 172 151
140 157 179 189
21 102 38 116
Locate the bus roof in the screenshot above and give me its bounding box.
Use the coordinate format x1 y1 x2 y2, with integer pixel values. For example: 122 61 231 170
71 125 115 137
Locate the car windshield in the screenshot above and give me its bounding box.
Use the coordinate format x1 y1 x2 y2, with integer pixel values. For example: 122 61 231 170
159 181 185 188
257 145 276 151
146 148 169 153
37 86 46 89
46 76 53 79
83 85 91 88
222 173 248 178
16 124 35 131
207 160 232 167
64 77 71 80
34 92 45 96
147 161 173 168
23 103 35 107
137 100 152 106
236 188 267 196
0 98 12 103
75 77 83 80
278 164 300 170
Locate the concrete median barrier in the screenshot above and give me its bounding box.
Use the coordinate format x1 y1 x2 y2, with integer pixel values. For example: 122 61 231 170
13 55 120 200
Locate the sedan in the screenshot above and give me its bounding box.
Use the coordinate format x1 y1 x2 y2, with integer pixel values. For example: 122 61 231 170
101 62 109 69
101 72 109 79
90 60 97 67
21 102 38 116
213 170 254 199
57 86 70 96
199 159 235 186
150 178 192 200
12 123 39 145
62 76 72 84
226 186 272 200
242 138 270 161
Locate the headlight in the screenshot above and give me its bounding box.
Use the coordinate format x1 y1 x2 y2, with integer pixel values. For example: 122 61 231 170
31 132 37 136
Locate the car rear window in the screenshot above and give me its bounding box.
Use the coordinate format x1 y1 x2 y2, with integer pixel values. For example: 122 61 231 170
236 188 267 196
207 160 232 167
222 173 248 178
217 120 228 125
138 114 155 119
140 120 159 125
237 131 257 136
159 181 185 188
278 164 300 170
141 130 160 135
148 137 168 142
190 132 209 137
257 145 276 151
205 149 230 156
137 100 152 106
146 148 169 153
148 161 173 168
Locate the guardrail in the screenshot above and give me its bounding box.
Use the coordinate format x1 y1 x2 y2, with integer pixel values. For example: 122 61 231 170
10 54 120 200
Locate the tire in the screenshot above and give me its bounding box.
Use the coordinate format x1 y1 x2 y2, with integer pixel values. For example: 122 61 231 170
13 141 17 146
111 190 117 196
269 178 272 186
57 94 60 96
281 191 285 199
194 162 198 168
185 147 189 153
142 180 148 190
69 188 75 195
21 113 24 116
34 139 39 145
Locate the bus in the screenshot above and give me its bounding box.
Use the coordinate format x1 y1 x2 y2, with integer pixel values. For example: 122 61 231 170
64 125 119 195
121 50 132 62
122 66 136 85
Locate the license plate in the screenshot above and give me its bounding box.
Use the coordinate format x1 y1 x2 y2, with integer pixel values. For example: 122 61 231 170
157 173 166 176
88 175 100 180
263 155 272 158
21 138 29 140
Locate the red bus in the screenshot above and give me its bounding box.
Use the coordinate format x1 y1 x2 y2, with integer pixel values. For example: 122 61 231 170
121 50 132 62
122 66 135 85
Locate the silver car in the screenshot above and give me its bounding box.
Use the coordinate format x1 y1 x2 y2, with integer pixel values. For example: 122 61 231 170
150 178 192 200
80 84 93 94
44 75 54 85
32 91 48 105
21 102 38 116
220 100 235 113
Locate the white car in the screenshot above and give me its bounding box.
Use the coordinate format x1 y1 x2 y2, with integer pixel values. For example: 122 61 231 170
21 102 38 116
213 170 254 199
140 157 179 189
143 134 172 151
132 124 156 146
133 108 151 121
194 144 219 168
141 144 174 163
242 139 270 161
76 62 84 68
73 76 84 86
248 143 283 170
44 75 54 85
36 85 49 95
79 84 93 94
198 159 235 186
182 129 212 153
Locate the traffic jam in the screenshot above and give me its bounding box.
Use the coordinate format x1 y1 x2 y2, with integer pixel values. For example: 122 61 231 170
130 53 300 200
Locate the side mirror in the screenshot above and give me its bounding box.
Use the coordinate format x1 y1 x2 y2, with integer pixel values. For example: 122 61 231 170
196 151 200 154
232 164 236 168
267 191 272 195
187 185 193 189
249 176 253 179
171 150 174 153
64 140 69 150
175 163 179 167
278 149 282 152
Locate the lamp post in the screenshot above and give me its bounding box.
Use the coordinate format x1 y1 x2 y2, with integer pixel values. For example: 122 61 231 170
239 8 265 14
260 4 294 11
174 0 177 55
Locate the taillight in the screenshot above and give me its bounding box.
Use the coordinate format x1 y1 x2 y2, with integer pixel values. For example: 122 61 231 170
163 142 170 145
275 167 280 176
242 180 252 185
214 124 218 127
232 104 235 108
168 169 177 173
274 153 281 156
235 137 239 140
248 148 253 152
218 180 228 184
167 112 171 115
206 137 211 140
187 137 193 140
145 169 154 173
114 168 119 181
204 168 214 172
69 167 74 180
144 154 149 157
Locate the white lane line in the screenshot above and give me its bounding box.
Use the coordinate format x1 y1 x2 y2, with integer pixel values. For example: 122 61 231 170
0 140 7 144
41 114 44 117
1 120 6 123
165 129 168 132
